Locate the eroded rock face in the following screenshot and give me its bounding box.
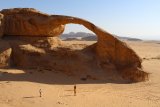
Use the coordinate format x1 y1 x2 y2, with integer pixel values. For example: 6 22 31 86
0 40 12 67
0 8 149 82
0 13 4 37
0 8 65 36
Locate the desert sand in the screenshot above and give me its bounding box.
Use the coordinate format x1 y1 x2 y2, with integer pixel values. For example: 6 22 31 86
0 40 160 107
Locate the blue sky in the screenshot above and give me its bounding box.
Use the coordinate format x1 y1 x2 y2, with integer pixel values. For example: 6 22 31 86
0 0 160 40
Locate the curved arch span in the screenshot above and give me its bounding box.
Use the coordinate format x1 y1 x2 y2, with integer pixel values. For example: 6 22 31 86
49 15 141 67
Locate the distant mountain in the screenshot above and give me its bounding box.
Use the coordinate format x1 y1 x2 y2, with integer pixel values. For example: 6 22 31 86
60 32 95 39
61 32 142 41
115 36 142 41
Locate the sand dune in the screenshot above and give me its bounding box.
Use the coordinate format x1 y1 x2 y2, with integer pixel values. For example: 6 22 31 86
0 41 160 107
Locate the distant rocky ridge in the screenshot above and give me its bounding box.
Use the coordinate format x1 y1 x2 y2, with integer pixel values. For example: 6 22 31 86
61 32 142 41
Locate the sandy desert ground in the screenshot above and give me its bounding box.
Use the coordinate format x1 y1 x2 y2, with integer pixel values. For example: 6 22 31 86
0 40 160 107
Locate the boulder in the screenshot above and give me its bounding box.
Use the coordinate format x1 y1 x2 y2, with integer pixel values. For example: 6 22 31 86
0 40 12 67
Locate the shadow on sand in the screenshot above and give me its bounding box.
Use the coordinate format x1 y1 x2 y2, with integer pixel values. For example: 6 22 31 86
23 96 40 99
0 68 129 85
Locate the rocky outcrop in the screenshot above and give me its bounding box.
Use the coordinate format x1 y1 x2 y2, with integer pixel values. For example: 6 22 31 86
0 13 4 37
0 8 149 82
0 8 65 36
0 40 12 67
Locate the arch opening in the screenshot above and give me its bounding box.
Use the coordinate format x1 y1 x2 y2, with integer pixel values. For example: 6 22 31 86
59 24 97 51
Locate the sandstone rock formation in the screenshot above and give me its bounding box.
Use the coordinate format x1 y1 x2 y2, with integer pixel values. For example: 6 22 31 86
0 13 4 37
0 8 149 82
0 8 65 36
0 40 11 67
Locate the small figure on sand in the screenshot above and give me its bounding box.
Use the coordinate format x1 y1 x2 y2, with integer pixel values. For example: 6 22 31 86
74 85 76 96
39 89 42 97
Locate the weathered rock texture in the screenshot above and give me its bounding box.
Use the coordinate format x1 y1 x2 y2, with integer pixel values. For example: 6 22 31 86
0 13 4 37
0 8 65 36
0 40 11 67
0 8 149 82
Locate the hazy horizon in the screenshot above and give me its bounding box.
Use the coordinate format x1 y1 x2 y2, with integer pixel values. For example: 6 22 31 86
1 0 160 40
62 30 160 41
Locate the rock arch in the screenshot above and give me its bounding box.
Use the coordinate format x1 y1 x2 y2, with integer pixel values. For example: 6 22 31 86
0 8 148 82
47 15 142 71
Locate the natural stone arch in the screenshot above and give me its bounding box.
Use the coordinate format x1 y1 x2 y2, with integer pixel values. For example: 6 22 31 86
0 8 149 82
49 15 142 69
